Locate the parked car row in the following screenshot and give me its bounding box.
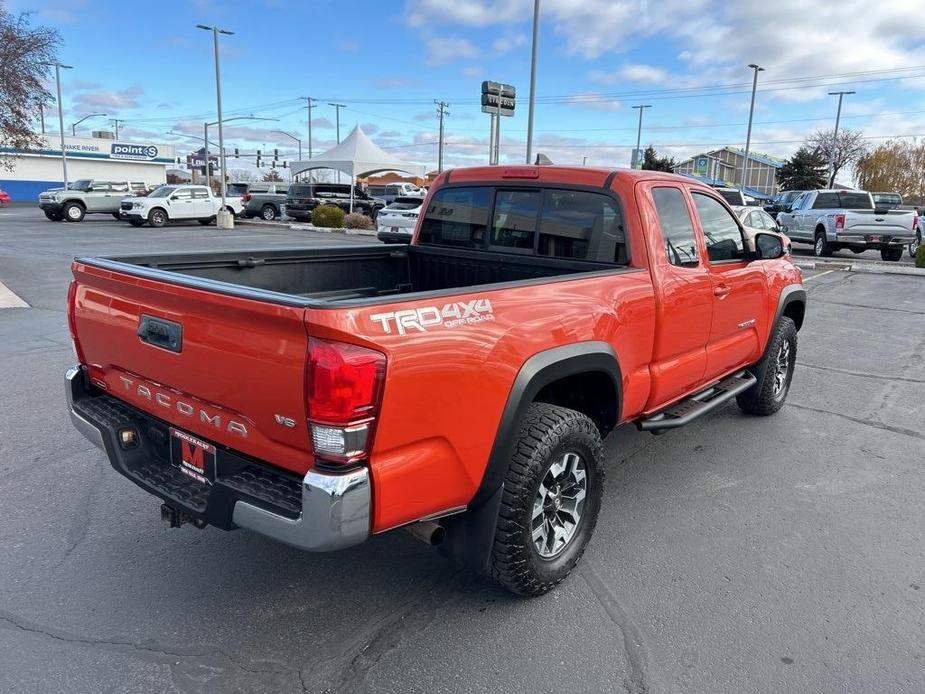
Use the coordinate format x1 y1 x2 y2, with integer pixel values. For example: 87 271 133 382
37 179 244 227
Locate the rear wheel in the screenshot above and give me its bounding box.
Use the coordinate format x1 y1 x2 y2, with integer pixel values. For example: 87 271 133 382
148 208 168 228
63 202 85 222
880 247 903 262
260 204 277 221
111 212 121 220
198 217 215 225
737 317 797 416
813 230 834 257
910 233 921 259
488 403 604 597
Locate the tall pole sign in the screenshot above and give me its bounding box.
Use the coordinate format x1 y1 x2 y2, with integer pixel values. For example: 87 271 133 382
482 81 515 165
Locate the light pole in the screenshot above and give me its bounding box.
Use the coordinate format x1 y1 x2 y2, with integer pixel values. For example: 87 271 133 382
741 63 764 192
329 102 345 182
272 130 301 180
71 113 107 136
202 115 278 184
41 61 73 188
525 0 540 164
631 105 651 169
197 23 234 227
827 90 855 187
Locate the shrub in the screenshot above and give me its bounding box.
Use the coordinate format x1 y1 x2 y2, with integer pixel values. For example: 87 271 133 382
915 238 925 269
311 205 345 228
344 213 375 230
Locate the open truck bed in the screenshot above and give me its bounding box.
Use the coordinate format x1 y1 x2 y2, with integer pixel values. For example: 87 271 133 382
82 244 614 307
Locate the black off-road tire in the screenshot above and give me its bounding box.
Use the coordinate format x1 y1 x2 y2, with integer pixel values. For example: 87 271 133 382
488 403 604 597
44 210 63 221
148 208 168 228
128 220 144 227
737 317 797 416
880 247 903 262
814 229 834 257
198 217 214 225
111 212 121 220
63 202 85 222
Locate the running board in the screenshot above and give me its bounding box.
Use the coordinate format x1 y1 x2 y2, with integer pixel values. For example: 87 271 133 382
636 370 757 433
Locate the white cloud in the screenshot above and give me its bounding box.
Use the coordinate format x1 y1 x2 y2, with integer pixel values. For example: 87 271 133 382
72 85 144 111
492 33 527 55
564 94 623 112
425 36 479 65
590 64 670 85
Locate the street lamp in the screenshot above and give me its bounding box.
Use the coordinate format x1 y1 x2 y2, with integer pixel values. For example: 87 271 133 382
826 90 855 187
40 61 73 188
272 130 301 180
328 103 346 182
197 23 234 227
631 105 652 169
741 63 764 192
202 116 278 184
525 0 540 164
71 113 107 136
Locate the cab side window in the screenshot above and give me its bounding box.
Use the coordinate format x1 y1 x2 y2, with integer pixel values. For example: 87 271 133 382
172 188 193 200
652 187 698 266
110 182 129 193
692 193 747 262
192 188 209 199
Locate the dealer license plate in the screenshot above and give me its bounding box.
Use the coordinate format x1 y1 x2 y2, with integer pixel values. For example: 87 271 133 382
169 428 216 485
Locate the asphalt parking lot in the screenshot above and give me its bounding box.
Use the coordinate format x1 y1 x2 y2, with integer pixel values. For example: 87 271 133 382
1 207 923 694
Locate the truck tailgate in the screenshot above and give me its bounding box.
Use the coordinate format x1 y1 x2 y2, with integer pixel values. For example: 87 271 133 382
845 209 915 235
71 259 314 475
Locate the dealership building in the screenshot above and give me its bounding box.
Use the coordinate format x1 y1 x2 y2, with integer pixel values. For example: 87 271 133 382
0 134 176 201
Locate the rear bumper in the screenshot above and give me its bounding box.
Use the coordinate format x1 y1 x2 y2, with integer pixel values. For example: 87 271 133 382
836 233 915 247
377 230 413 244
65 366 370 552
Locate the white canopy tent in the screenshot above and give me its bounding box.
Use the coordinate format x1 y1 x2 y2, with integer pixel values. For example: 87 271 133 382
289 126 427 213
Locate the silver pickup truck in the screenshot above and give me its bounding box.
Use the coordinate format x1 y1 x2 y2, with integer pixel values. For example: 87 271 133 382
38 179 148 222
777 190 918 261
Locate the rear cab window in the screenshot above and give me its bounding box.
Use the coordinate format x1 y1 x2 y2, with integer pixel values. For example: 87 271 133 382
418 185 628 264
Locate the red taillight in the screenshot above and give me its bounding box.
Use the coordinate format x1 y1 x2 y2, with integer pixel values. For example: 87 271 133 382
66 280 86 363
243 193 251 203
913 213 918 231
306 337 386 463
834 214 845 230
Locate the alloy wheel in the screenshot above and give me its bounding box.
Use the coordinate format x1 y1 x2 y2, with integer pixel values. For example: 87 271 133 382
531 452 587 558
773 339 792 397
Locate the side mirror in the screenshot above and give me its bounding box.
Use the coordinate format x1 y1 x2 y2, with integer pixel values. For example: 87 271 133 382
754 232 785 260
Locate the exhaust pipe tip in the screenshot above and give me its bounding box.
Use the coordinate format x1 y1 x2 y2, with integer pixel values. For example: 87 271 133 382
405 520 446 546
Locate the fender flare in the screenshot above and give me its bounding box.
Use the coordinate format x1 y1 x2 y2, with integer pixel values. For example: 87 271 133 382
751 284 806 384
478 341 622 507
440 341 622 572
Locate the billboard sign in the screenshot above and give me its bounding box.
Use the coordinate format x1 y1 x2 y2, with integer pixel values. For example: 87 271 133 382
481 81 516 116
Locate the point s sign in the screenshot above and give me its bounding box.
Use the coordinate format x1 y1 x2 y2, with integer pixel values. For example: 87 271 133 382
111 143 159 161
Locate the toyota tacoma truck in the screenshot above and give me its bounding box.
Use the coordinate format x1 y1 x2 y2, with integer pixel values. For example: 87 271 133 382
65 166 806 596
777 189 918 261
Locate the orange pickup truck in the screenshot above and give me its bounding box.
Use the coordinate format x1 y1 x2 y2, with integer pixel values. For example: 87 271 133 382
66 166 805 596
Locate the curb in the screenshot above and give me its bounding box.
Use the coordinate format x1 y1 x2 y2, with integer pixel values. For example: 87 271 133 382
793 258 925 277
237 218 377 236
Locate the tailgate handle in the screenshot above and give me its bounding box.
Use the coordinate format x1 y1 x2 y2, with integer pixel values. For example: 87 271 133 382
137 315 182 353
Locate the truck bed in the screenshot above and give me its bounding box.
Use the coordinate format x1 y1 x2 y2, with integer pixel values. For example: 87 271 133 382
82 244 618 308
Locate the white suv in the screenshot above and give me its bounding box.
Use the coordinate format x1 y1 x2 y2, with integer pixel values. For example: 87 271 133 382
120 185 244 228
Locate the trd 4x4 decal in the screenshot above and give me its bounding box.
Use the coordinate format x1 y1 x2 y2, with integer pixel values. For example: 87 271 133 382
371 299 494 335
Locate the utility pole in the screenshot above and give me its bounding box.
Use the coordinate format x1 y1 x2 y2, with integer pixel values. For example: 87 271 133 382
741 63 764 191
111 118 124 139
631 105 651 169
39 103 45 134
826 90 854 188
300 96 318 158
42 61 73 188
525 0 540 164
329 103 345 182
197 23 234 228
434 100 449 172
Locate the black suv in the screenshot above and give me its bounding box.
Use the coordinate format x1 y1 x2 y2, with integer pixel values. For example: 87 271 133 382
764 190 803 217
286 183 384 221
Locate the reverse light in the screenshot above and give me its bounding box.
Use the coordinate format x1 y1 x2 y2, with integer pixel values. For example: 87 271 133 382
834 214 845 230
306 337 386 464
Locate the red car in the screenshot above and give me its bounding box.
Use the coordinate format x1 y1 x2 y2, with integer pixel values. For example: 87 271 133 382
65 166 805 596
0 190 10 207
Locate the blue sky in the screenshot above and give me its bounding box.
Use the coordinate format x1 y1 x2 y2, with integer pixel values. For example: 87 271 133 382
16 0 925 181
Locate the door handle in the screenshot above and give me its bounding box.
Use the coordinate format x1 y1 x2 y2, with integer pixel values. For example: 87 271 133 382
714 284 732 298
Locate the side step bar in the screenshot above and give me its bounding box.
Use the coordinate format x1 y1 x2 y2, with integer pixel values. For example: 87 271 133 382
636 370 757 433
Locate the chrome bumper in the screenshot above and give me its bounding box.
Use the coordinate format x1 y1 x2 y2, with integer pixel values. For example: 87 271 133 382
65 366 371 552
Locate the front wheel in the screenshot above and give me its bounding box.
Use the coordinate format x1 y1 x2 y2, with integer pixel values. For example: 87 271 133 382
148 208 168 228
488 403 604 597
63 202 85 222
112 212 121 220
128 220 144 227
737 317 797 416
907 234 920 260
880 247 903 262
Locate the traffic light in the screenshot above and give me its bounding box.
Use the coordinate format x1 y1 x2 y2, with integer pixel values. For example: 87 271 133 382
273 148 279 158
234 148 239 158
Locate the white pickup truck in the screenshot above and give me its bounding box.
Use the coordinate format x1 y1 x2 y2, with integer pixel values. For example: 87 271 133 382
777 189 918 261
119 184 244 228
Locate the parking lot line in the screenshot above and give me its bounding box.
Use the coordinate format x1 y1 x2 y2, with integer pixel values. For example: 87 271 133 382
0 281 29 309
803 269 837 282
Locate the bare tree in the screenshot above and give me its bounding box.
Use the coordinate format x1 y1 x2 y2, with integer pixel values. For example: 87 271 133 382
228 168 257 182
806 128 868 187
0 6 61 171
